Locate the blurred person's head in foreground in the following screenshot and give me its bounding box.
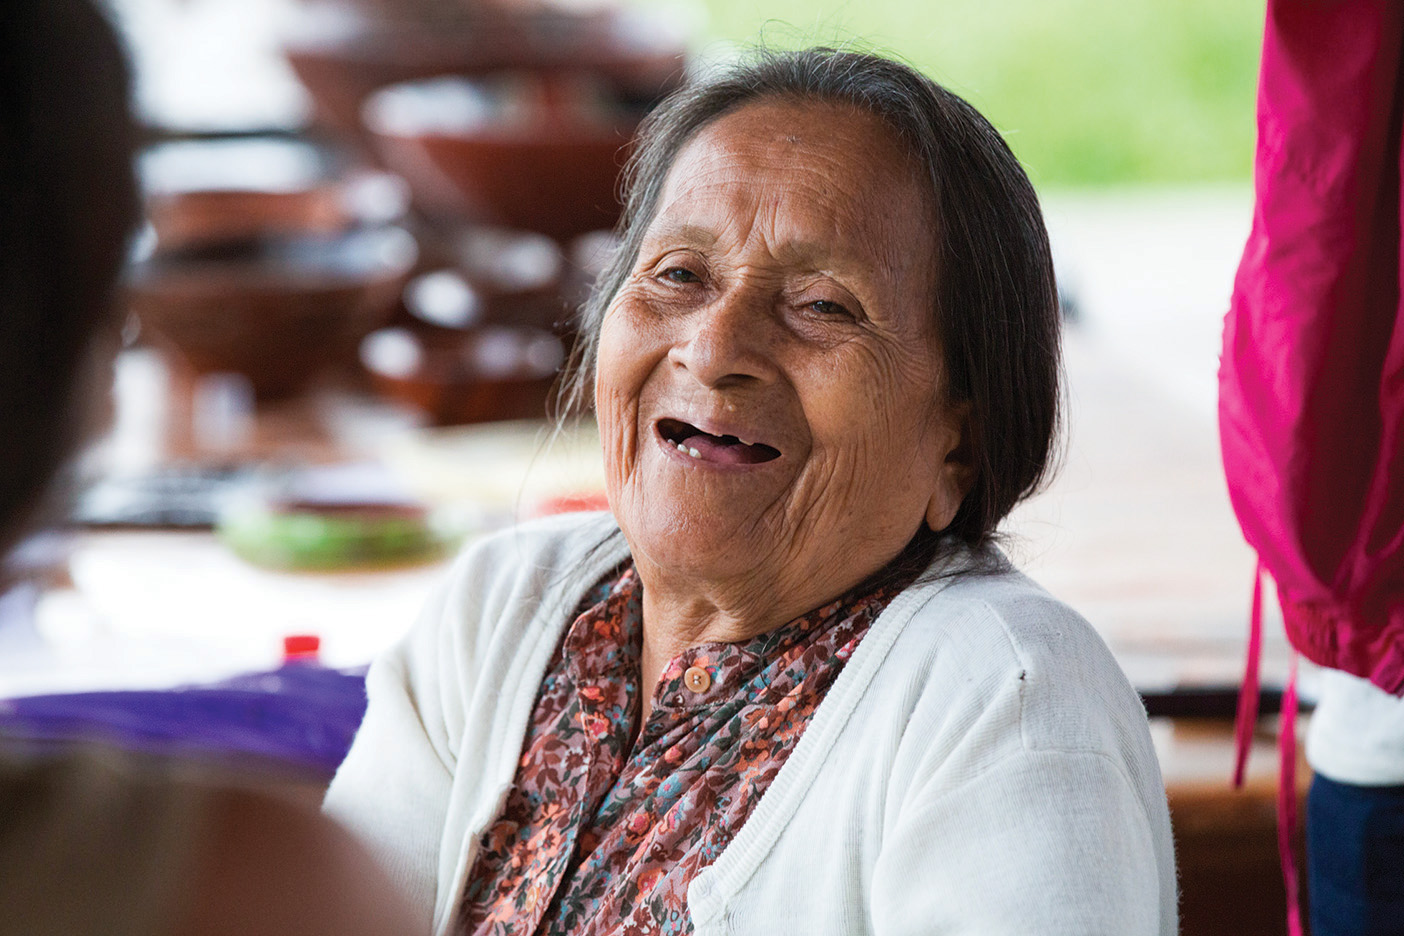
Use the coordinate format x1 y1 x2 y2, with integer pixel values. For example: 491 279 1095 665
0 0 140 556
0 5 415 935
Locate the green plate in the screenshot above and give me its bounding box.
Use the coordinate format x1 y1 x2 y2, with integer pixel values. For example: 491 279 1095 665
217 503 452 571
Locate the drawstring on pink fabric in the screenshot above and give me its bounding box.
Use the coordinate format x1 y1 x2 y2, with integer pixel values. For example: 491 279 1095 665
1233 561 1265 788
1278 652 1302 936
1232 561 1303 936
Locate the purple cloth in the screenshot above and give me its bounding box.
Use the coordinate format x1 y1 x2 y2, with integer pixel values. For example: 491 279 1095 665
0 665 368 777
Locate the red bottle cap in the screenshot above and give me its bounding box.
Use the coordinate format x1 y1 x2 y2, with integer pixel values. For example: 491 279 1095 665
282 634 321 662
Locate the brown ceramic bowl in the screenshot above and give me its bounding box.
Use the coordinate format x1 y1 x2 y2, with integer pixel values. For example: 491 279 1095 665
365 75 635 240
283 7 686 136
402 227 569 333
141 137 410 251
359 322 564 425
127 227 418 399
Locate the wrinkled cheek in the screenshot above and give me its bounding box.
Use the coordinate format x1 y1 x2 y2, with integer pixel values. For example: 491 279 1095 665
797 427 924 534
596 387 636 503
594 313 653 509
590 356 627 483
784 451 859 532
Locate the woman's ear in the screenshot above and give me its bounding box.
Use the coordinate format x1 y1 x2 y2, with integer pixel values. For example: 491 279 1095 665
925 401 975 533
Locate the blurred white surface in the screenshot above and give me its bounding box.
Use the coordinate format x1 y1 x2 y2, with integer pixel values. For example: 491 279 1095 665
108 0 311 130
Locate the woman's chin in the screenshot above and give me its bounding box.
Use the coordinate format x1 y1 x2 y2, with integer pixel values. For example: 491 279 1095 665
618 502 776 587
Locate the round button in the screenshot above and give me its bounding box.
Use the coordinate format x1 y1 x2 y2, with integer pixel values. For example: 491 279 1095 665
683 666 712 694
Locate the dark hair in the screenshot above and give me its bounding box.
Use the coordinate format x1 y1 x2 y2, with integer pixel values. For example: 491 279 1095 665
559 47 1062 552
0 0 140 553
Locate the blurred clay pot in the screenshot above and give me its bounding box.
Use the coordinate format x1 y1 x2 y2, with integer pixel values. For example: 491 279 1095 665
283 7 686 136
359 321 563 424
403 227 569 333
127 227 418 399
141 137 410 251
365 74 634 240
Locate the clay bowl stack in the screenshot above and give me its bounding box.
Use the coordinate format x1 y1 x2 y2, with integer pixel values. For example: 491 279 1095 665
283 6 687 143
126 136 418 399
277 4 681 420
130 228 418 400
363 73 636 242
359 227 571 425
360 323 564 426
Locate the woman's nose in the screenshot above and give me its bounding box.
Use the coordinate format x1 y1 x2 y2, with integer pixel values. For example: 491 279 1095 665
667 287 779 387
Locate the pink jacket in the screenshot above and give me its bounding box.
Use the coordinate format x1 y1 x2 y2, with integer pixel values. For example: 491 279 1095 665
1221 0 1404 695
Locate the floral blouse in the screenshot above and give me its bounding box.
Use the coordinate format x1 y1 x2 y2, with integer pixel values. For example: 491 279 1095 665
457 562 909 936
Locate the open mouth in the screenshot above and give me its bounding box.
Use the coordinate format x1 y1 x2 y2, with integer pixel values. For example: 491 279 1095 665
657 418 781 465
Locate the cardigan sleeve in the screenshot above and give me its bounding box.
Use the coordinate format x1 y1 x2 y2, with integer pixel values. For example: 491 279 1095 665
869 748 1164 936
323 565 466 935
865 585 1174 936
321 515 623 934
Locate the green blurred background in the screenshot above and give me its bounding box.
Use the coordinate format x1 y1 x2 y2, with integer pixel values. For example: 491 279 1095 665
696 0 1266 188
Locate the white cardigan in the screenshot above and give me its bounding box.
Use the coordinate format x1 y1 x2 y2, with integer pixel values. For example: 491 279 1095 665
325 513 1177 936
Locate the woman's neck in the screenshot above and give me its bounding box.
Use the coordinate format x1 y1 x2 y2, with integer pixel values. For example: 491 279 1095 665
625 525 941 723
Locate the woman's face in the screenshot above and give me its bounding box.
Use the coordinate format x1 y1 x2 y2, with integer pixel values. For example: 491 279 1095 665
596 99 971 606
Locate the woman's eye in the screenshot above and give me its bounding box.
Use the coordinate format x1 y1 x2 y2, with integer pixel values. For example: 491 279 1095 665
661 267 701 284
809 299 852 318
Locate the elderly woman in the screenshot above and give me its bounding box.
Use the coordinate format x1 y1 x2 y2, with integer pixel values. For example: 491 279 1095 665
326 48 1177 935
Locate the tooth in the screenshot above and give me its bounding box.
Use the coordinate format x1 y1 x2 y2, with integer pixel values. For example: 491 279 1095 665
688 447 700 458
676 442 687 452
738 437 753 446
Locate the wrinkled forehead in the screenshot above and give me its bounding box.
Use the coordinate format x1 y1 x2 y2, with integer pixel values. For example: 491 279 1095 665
647 99 938 289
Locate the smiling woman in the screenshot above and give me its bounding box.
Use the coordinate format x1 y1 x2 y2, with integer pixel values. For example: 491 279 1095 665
596 98 965 700
326 48 1177 936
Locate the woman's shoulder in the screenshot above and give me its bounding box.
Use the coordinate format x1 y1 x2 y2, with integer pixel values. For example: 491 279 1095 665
438 511 624 609
913 562 1120 675
900 548 1112 659
452 510 625 580
417 511 628 663
888 555 1151 766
